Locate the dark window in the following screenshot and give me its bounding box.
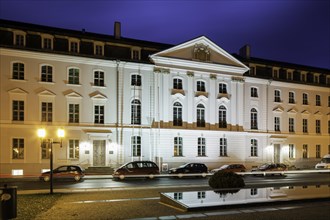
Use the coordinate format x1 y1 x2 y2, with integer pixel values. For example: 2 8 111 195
13 62 24 80
12 100 24 121
173 102 182 126
41 65 53 82
131 74 141 86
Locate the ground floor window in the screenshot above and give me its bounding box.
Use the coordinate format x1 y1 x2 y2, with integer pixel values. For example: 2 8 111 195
316 145 321 158
131 136 141 157
69 140 79 159
302 144 308 158
12 138 24 159
41 142 50 159
219 138 227 156
289 144 295 159
174 137 183 156
197 137 206 156
250 139 258 157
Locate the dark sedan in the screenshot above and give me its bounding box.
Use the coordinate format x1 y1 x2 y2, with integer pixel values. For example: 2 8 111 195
39 165 85 182
168 163 208 177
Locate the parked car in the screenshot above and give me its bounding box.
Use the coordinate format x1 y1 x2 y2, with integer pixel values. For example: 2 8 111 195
211 164 246 173
251 163 287 176
168 163 208 177
39 165 85 182
113 161 160 180
315 154 330 169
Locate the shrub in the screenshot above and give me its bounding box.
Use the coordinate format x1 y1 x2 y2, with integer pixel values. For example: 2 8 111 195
208 170 245 189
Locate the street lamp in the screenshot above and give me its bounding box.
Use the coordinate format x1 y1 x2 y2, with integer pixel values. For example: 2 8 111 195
37 128 65 194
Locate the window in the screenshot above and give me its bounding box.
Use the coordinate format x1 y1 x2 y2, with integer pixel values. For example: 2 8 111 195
42 37 52 49
273 69 279 78
196 104 205 127
94 105 104 124
131 99 141 125
316 145 321 158
328 96 330 107
174 137 183 156
196 81 205 92
12 138 24 159
289 92 295 104
132 136 141 157
328 120 330 134
303 119 308 133
68 104 79 123
316 120 321 134
15 34 25 46
219 138 227 156
12 62 24 80
301 73 307 82
274 117 280 131
173 102 182 126
314 75 319 83
69 140 79 159
303 144 308 158
197 191 206 199
274 90 281 102
41 102 53 122
131 74 141 86
197 137 206 156
219 83 227 94
70 41 79 53
41 65 53 82
289 144 295 159
174 192 182 200
250 108 258 130
12 100 24 121
68 68 80 84
289 118 295 132
41 142 50 159
251 87 258 98
316 95 321 106
218 106 227 128
249 66 256 76
251 139 258 157
287 71 293 80
251 188 258 196
132 49 140 60
95 44 103 56
303 93 308 105
173 78 183 90
94 71 104 87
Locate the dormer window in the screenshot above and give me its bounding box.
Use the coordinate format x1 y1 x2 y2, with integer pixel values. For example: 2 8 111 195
131 48 140 60
14 32 25 46
314 74 319 83
41 34 53 50
273 69 279 78
94 43 104 56
69 39 79 53
301 73 307 82
287 71 293 80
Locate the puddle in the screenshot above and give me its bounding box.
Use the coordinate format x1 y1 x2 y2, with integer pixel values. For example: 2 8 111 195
160 185 330 211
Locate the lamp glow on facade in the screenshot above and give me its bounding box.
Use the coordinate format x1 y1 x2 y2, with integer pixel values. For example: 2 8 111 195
37 128 46 138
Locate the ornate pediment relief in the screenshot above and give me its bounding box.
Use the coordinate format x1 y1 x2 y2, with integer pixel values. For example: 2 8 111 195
193 43 210 62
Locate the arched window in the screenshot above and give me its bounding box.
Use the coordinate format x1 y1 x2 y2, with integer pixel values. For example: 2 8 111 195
131 99 141 125
218 106 227 128
173 102 182 126
196 104 205 127
251 108 258 129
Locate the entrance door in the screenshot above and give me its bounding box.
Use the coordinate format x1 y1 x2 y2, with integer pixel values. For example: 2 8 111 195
93 140 106 166
274 144 280 163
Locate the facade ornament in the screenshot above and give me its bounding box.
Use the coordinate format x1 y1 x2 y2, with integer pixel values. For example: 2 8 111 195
210 74 217 80
193 43 210 61
186 71 194 77
154 67 170 74
232 76 245 82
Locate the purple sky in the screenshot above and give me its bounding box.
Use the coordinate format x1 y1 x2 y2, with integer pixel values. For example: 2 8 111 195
1 0 329 69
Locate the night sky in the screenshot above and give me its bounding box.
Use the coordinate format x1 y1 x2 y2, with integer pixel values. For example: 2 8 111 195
0 0 329 69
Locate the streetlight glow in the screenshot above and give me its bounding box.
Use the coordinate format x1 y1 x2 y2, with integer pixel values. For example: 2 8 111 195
37 128 46 138
57 129 65 138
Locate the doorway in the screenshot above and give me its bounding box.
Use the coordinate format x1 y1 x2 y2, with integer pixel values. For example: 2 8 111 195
93 140 106 166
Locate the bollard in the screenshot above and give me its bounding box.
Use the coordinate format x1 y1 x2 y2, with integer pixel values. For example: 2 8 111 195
0 185 17 220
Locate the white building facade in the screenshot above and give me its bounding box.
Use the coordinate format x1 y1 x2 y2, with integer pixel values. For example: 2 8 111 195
0 20 329 175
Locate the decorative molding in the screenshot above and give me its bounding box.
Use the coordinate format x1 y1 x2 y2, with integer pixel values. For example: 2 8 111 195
193 43 210 62
232 76 245 82
8 87 28 95
154 67 170 74
186 71 194 77
210 74 217 80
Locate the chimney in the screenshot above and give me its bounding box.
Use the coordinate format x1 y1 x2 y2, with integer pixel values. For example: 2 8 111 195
239 44 251 59
114 21 121 39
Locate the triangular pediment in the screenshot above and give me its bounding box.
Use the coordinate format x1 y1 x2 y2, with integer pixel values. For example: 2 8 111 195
89 91 108 100
37 89 56 97
64 91 82 99
287 108 298 114
301 110 310 115
273 106 284 113
150 36 249 75
314 111 322 116
8 88 28 95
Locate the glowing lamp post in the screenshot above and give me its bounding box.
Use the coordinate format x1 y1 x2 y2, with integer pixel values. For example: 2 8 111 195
37 128 65 194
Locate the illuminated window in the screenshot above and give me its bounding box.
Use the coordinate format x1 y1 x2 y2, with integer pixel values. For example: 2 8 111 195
132 136 141 157
69 140 79 159
197 137 206 156
251 139 258 157
131 99 141 125
12 138 24 159
174 137 183 156
12 62 25 80
289 144 295 159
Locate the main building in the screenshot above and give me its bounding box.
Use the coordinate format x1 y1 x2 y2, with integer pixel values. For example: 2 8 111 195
0 19 329 175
